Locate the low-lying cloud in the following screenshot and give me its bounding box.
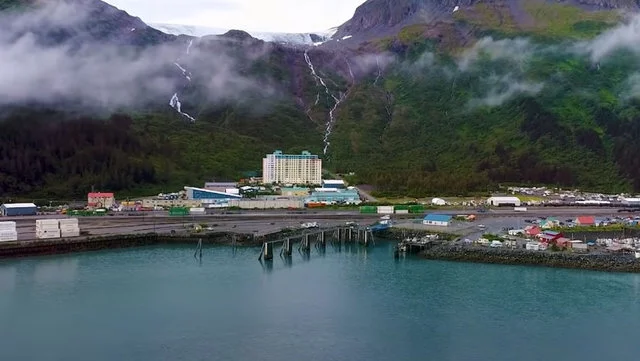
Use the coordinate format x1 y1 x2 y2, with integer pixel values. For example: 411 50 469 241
469 75 544 108
403 14 640 108
624 73 640 99
349 52 396 78
458 37 535 72
0 1 272 110
584 14 640 62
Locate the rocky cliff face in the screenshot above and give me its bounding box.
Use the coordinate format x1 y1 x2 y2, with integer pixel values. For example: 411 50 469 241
0 0 174 47
332 0 640 41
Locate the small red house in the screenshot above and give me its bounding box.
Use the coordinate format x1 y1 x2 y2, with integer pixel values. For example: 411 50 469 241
88 192 115 209
555 237 572 248
537 230 563 243
525 225 541 237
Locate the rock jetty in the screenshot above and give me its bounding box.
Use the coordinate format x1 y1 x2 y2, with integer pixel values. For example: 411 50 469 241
421 245 640 273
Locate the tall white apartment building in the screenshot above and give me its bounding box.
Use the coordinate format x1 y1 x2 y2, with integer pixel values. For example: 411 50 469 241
262 150 322 185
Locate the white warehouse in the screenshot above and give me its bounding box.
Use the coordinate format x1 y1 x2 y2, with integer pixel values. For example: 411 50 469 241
487 196 522 207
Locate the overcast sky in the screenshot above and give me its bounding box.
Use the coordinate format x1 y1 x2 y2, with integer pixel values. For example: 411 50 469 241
107 0 365 33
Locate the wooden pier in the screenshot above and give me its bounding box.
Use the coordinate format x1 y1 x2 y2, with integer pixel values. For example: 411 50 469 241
258 225 374 261
394 236 439 258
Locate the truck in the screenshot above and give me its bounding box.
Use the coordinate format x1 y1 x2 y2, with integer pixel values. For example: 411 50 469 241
514 207 528 212
301 222 319 229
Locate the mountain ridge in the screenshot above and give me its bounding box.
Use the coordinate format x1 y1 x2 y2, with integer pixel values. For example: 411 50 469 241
332 0 639 43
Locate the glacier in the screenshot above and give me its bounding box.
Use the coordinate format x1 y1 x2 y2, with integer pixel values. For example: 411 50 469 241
150 23 335 46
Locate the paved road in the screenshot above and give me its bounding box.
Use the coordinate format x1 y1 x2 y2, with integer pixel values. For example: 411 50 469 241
355 187 377 202
9 216 372 241
3 206 636 242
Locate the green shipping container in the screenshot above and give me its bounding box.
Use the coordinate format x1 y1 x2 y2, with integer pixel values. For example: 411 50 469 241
359 206 377 214
169 207 189 216
408 205 425 213
394 205 410 211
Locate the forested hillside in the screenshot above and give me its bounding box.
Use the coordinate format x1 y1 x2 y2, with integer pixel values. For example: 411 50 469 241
3 0 640 199
328 5 640 196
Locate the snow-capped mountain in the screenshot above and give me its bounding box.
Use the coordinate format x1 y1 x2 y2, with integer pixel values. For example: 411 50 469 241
150 23 335 46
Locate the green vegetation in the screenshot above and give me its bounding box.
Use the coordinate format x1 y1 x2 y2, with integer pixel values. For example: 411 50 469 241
524 2 619 38
453 3 519 33
0 0 30 11
0 102 322 199
328 29 640 196
552 224 638 233
481 233 503 241
453 2 620 39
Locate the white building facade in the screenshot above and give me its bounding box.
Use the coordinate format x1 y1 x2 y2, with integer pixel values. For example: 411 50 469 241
486 196 522 207
262 150 322 185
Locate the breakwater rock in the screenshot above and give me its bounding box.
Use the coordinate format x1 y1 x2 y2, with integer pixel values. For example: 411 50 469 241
379 228 457 241
421 245 640 273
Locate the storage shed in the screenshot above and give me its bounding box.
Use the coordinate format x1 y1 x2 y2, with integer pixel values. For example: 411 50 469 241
1 203 38 216
486 196 522 207
321 180 346 189
422 214 453 226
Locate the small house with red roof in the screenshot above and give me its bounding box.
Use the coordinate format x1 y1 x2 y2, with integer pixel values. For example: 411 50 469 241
555 237 572 248
537 230 563 243
88 192 115 209
525 225 541 237
575 216 596 226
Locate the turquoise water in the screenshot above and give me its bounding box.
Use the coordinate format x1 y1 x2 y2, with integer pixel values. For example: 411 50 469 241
1 242 640 361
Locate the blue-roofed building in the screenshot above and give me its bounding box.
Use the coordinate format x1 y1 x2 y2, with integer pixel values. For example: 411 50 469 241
422 214 453 226
184 186 242 207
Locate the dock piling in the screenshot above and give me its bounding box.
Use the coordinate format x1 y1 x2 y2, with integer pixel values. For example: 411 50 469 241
193 238 203 260
264 242 273 261
282 238 292 257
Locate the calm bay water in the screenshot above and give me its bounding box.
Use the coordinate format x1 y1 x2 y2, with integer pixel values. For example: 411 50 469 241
1 242 640 361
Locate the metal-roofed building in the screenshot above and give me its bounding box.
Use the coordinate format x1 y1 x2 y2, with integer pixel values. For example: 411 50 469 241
422 214 453 226
184 186 242 207
1 203 38 216
575 216 596 226
204 182 238 193
305 189 361 205
486 196 522 207
622 198 640 207
321 180 346 189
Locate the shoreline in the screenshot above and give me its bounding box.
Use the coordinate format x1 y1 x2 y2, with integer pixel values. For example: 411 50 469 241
4 227 640 274
0 232 271 259
383 225 640 273
419 244 640 273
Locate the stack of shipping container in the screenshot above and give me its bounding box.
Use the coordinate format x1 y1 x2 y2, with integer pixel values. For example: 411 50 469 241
189 207 206 215
169 207 190 216
36 219 61 239
35 218 81 239
0 221 18 242
359 205 425 214
376 206 395 214
59 218 80 237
